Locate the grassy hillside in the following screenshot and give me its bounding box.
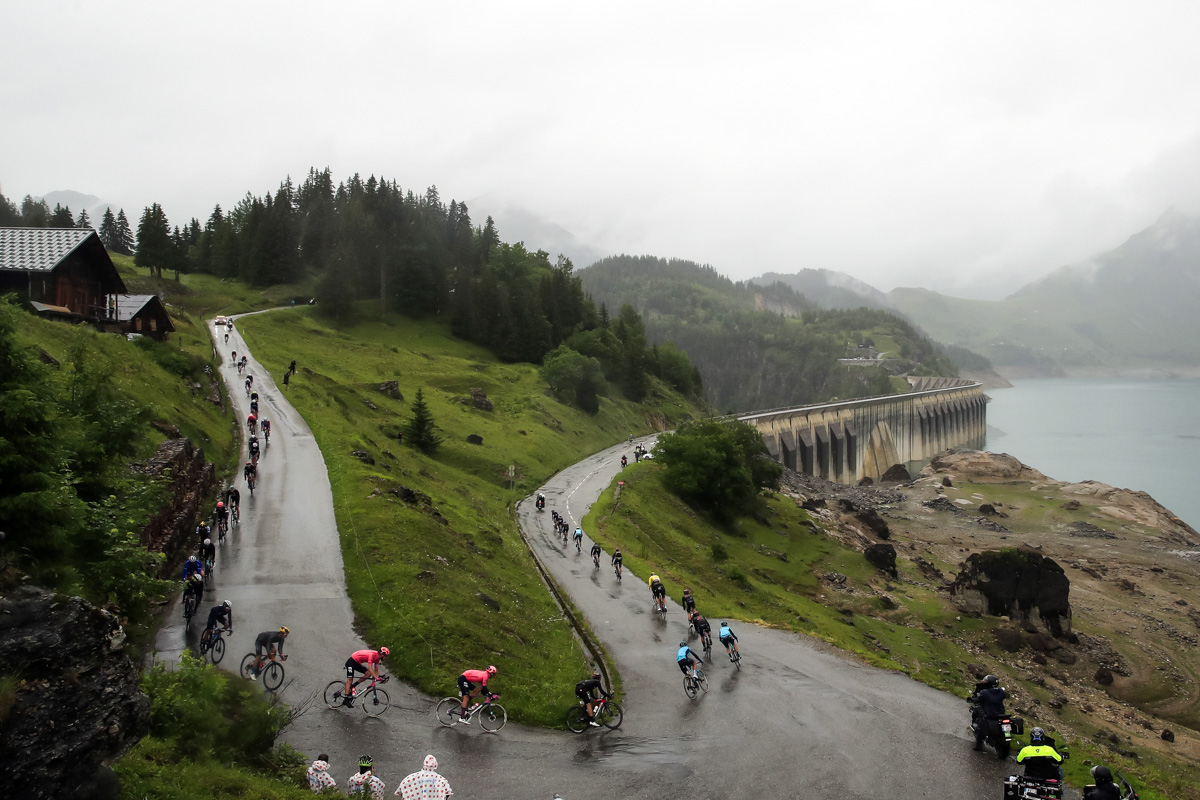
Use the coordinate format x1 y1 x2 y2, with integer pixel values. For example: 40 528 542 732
236 305 702 725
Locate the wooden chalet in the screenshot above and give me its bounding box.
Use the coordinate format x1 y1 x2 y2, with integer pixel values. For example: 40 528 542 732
0 227 126 322
114 294 175 341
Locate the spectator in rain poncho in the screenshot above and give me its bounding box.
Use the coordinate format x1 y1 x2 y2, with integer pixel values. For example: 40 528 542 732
306 754 336 792
395 754 453 799
348 755 386 798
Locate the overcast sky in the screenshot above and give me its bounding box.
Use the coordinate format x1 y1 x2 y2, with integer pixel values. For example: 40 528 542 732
4 1 1200 299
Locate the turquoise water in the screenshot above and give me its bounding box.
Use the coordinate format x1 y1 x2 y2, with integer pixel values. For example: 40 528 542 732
984 378 1200 529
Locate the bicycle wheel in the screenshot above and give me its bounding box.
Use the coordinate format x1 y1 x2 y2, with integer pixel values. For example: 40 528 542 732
598 701 623 730
199 628 211 654
696 669 709 694
479 702 507 732
211 636 226 664
683 677 698 699
732 652 741 671
239 653 256 679
362 687 390 717
262 661 284 691
435 697 462 727
324 680 347 709
565 706 588 733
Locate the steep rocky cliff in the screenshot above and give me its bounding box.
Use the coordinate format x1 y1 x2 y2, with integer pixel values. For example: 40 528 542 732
0 584 149 800
135 438 216 569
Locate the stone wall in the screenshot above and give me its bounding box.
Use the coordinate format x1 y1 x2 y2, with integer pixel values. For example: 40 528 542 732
134 438 216 570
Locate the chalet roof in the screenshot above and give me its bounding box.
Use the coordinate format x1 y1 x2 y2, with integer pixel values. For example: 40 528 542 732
115 294 176 331
0 227 95 273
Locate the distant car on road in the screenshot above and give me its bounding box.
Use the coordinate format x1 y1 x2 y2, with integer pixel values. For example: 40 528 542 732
215 316 227 326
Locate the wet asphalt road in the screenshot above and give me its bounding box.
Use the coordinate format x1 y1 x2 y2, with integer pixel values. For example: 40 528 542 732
154 315 1021 799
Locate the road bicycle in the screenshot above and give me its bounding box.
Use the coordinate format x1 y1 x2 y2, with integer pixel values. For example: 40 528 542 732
240 651 286 691
199 627 230 664
565 696 623 733
203 555 215 586
183 590 199 632
228 505 239 530
652 593 667 613
324 675 391 718
613 562 623 582
683 665 708 699
263 427 270 445
699 631 713 659
574 533 583 553
435 692 507 732
592 551 601 569
247 474 256 496
723 643 741 671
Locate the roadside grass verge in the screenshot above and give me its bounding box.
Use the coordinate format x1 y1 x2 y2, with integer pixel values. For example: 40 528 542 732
237 306 701 725
116 654 311 800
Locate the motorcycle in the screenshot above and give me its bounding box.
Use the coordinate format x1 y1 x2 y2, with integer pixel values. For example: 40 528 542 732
535 495 545 511
969 695 1023 760
1083 772 1139 800
1004 775 1064 799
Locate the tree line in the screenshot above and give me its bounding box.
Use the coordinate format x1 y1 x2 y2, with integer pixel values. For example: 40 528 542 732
580 255 959 413
0 188 136 255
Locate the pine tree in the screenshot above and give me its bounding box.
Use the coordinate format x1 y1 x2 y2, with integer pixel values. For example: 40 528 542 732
76 209 91 229
404 387 442 454
114 209 135 256
99 207 118 249
135 204 172 277
49 203 74 227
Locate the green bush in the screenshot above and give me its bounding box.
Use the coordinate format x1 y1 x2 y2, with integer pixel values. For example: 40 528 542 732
654 419 781 520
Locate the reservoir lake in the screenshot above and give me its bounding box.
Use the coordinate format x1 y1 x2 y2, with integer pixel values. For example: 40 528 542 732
984 377 1200 530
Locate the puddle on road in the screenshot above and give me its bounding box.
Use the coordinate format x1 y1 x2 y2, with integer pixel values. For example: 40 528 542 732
571 733 694 772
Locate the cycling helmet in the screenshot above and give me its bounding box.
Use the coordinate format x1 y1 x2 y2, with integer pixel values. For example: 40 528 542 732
358 755 373 768
1090 765 1113 784
983 674 999 687
223 600 231 608
279 626 290 635
592 668 601 679
188 556 199 564
246 460 252 467
683 588 691 595
486 665 497 675
217 501 224 508
1030 726 1046 743
204 538 211 546
679 641 688 648
380 646 390 656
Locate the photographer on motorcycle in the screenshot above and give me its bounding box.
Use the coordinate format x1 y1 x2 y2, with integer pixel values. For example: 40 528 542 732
1083 766 1122 800
969 674 1008 751
1016 727 1064 781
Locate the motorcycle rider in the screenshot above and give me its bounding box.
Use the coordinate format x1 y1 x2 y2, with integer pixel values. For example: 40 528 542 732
1016 726 1064 781
969 674 1008 751
1082 765 1121 800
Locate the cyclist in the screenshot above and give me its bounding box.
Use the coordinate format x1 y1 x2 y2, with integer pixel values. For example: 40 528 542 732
245 377 253 396
718 621 740 660
649 573 666 611
261 418 271 443
248 435 261 465
195 519 212 546
456 665 498 723
231 349 237 365
690 611 713 650
200 537 216 568
250 389 258 404
225 485 240 516
572 526 584 551
249 626 289 680
681 588 696 615
247 412 257 435
181 556 204 612
676 641 704 681
575 668 611 727
213 501 229 534
346 755 385 799
342 647 390 705
611 548 623 578
202 599 233 646
621 454 627 468
243 460 257 485
590 541 602 568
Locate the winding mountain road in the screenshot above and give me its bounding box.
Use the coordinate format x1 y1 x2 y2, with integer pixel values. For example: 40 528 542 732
154 314 1020 798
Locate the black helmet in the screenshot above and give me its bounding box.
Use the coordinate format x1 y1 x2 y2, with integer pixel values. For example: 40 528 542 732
1090 765 1113 784
1030 726 1046 743
983 674 999 687
679 641 688 648
592 669 601 679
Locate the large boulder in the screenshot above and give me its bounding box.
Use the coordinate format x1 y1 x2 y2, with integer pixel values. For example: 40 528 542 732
950 549 1072 636
0 584 150 799
864 543 898 578
922 450 1048 481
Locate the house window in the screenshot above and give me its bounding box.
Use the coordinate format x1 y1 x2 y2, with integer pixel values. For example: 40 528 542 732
136 318 143 331
150 319 157 332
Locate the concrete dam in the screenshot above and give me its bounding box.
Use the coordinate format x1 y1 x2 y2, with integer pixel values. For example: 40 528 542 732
739 377 987 484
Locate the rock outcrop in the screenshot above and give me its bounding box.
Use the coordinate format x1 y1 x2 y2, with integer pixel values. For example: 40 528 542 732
922 450 1048 482
0 584 150 799
950 549 1072 636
